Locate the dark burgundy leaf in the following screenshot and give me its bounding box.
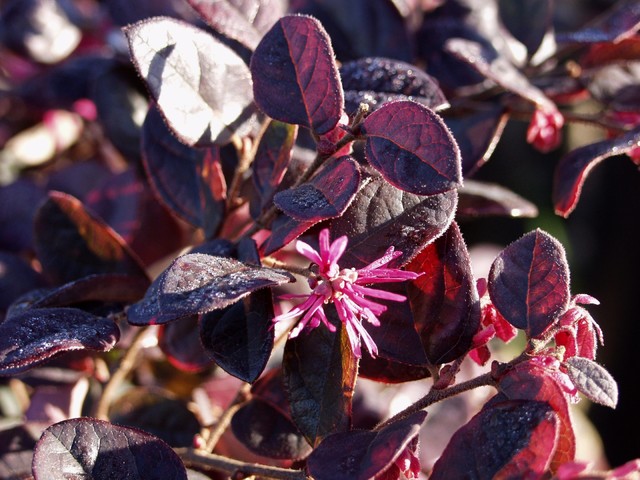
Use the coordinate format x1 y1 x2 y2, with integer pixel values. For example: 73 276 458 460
557 1 640 44
330 172 458 268
364 284 427 366
158 253 294 317
259 214 317 256
307 410 427 480
0 308 119 375
358 354 430 383
496 358 576 468
581 38 640 69
586 63 640 111
32 418 187 479
339 57 448 114
250 15 344 135
291 0 412 63
187 0 286 51
46 160 112 201
443 106 508 176
251 120 298 219
109 388 201 447
361 100 462 195
141 104 226 237
34 192 148 285
406 222 481 364
0 0 80 64
498 0 553 57
430 400 558 480
553 127 640 217
0 252 45 316
274 156 361 221
488 229 570 338
84 167 185 267
564 357 618 409
446 38 556 111
199 288 274 383
125 16 256 146
0 178 46 252
24 274 149 310
159 316 214 373
231 399 311 459
91 63 148 163
457 180 539 218
283 312 358 445
127 273 179 326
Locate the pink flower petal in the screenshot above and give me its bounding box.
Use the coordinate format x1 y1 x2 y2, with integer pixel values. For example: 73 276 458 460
296 240 323 265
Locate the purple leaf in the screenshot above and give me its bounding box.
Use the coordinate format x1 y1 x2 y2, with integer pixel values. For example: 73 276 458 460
330 171 458 268
443 106 508 176
457 180 539 218
141 104 226 237
259 215 317 256
32 418 187 480
488 229 570 338
361 100 462 195
231 399 311 459
250 15 344 135
187 0 286 51
564 357 619 409
307 410 427 480
159 316 214 373
34 192 148 285
158 253 294 317
0 425 37 480
251 120 298 219
274 156 361 221
406 222 481 364
283 312 358 445
496 359 575 469
358 355 430 383
0 252 45 316
581 38 640 68
339 57 448 114
199 289 274 383
557 1 640 44
498 0 554 57
24 274 150 310
125 16 256 146
553 127 640 217
0 308 119 375
430 400 558 480
291 0 412 63
446 38 556 110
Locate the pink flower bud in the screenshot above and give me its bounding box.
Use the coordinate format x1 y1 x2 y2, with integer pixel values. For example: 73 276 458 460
526 107 565 153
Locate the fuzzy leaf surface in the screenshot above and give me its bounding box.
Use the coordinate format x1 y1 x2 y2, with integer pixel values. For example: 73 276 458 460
488 229 570 338
199 289 274 383
32 418 187 479
274 156 360 221
407 222 481 364
430 400 558 480
157 254 292 318
187 0 285 51
0 308 119 375
307 411 427 480
564 357 618 408
553 126 640 217
361 100 462 195
339 57 448 114
283 315 358 445
141 104 225 236
250 15 344 135
330 172 457 268
125 17 255 146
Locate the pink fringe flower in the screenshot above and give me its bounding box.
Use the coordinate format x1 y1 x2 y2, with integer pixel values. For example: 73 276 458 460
274 229 420 358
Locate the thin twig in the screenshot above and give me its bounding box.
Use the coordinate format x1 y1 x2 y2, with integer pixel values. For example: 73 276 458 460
262 256 313 277
177 448 309 480
203 382 252 452
94 326 153 420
